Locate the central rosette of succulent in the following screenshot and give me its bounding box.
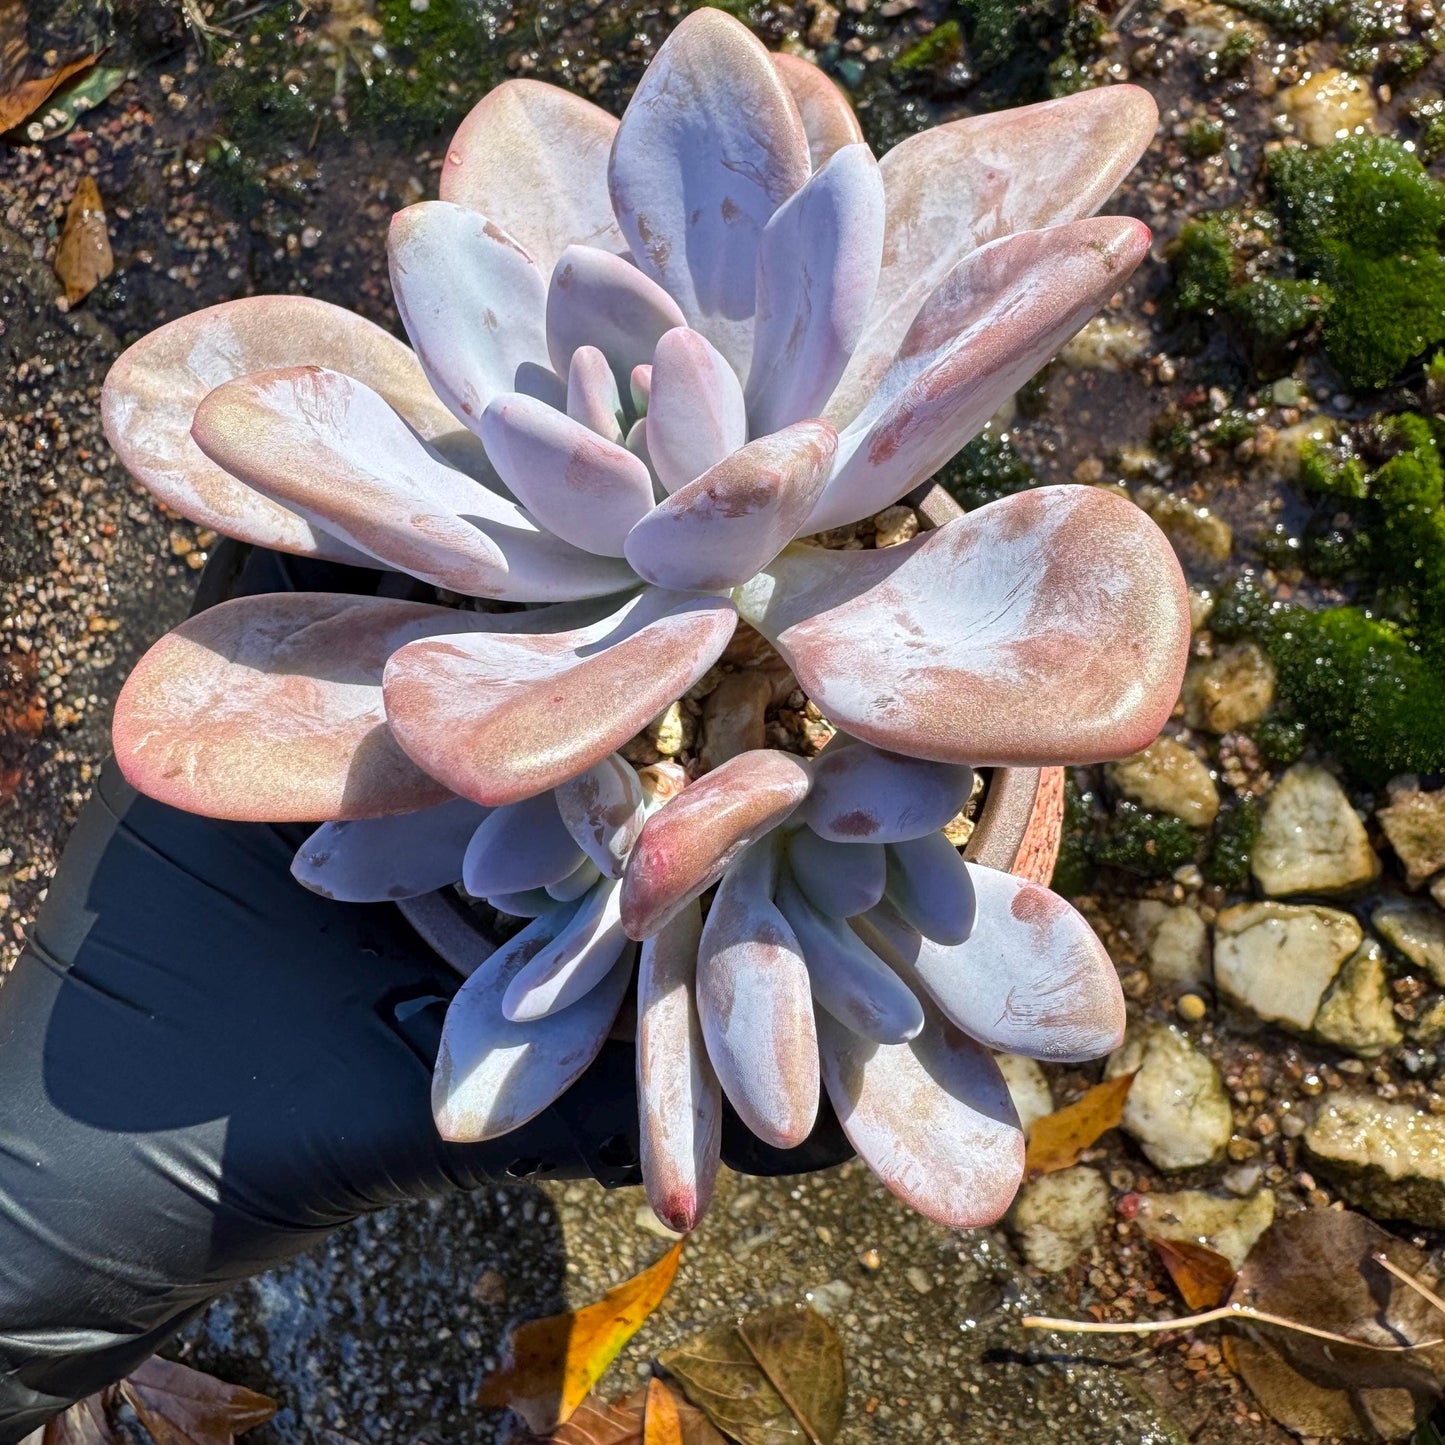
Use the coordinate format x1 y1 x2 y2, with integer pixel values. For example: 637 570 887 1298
103 9 1191 1232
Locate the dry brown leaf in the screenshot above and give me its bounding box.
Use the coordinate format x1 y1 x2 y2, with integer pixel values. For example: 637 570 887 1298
660 1304 845 1445
478 1242 683 1434
0 51 95 134
1023 1071 1135 1175
1150 1235 1236 1311
54 174 111 305
41 1392 120 1445
118 1355 277 1444
540 1389 645 1444
1225 1209 1445 1441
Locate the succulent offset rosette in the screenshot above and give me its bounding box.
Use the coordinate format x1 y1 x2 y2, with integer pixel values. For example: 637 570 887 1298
104 10 1189 1230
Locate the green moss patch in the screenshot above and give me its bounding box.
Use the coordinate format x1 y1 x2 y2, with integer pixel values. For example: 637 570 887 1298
1213 575 1445 784
1268 138 1445 392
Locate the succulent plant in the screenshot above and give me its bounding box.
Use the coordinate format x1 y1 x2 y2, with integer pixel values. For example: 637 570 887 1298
104 9 1189 1230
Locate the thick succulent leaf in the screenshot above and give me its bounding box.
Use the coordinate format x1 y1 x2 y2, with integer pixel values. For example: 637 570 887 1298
388 202 551 433
746 145 885 437
621 749 812 940
740 486 1190 766
625 420 837 592
291 796 487 902
194 366 631 603
480 391 656 557
545 857 603 902
567 345 625 444
785 829 886 918
858 871 1126 1061
696 838 819 1148
801 738 973 843
546 244 687 390
190 366 504 594
487 888 556 918
385 590 738 807
808 217 1151 532
650 326 751 494
637 899 722 1232
100 295 470 559
503 878 630 1021
776 876 924 1044
433 908 631 1141
883 832 975 945
608 8 811 376
770 52 864 168
816 1007 1024 1228
630 364 652 416
645 327 748 494
462 791 585 897
827 85 1158 428
554 754 647 880
439 79 625 274
112 593 501 822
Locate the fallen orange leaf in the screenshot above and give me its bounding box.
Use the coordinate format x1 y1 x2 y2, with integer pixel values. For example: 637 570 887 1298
55 174 112 305
1024 1071 1135 1176
643 1377 683 1445
479 1242 683 1434
1150 1235 1237 1311
0 52 96 134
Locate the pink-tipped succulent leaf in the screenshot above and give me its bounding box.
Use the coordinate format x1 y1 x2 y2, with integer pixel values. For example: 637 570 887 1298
620 749 812 940
637 900 723 1233
739 486 1190 767
383 590 738 807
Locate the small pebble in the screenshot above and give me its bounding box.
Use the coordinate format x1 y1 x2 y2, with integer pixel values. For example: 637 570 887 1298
859 1247 882 1272
1177 993 1207 1022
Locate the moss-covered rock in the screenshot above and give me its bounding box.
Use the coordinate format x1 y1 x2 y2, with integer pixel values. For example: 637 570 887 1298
1212 576 1445 785
938 431 1039 510
1268 138 1445 392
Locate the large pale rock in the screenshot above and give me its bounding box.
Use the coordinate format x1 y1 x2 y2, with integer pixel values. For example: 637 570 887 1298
1134 1188 1276 1269
1374 901 1445 987
996 1053 1053 1134
1009 1167 1110 1272
1213 901 1362 1031
1181 641 1275 734
1377 784 1445 888
1127 900 1209 991
1312 940 1403 1058
1304 1093 1445 1228
1106 1022 1232 1171
1134 485 1232 566
1252 764 1379 896
1280 67 1378 148
1106 738 1219 827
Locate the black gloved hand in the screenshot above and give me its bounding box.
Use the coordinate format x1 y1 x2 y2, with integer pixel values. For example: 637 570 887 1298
0 544 849 1441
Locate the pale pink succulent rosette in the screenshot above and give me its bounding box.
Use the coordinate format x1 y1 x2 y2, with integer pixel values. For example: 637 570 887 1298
104 10 1189 1231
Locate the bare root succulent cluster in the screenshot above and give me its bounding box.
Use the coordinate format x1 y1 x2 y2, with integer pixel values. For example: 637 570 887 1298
104 9 1190 1230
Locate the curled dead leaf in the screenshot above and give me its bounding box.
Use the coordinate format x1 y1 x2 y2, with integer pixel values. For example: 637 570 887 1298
1149 1235 1236 1312
1225 1209 1445 1442
479 1242 683 1434
659 1304 846 1445
1023 1071 1135 1176
118 1355 277 1444
55 174 112 305
0 49 96 133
